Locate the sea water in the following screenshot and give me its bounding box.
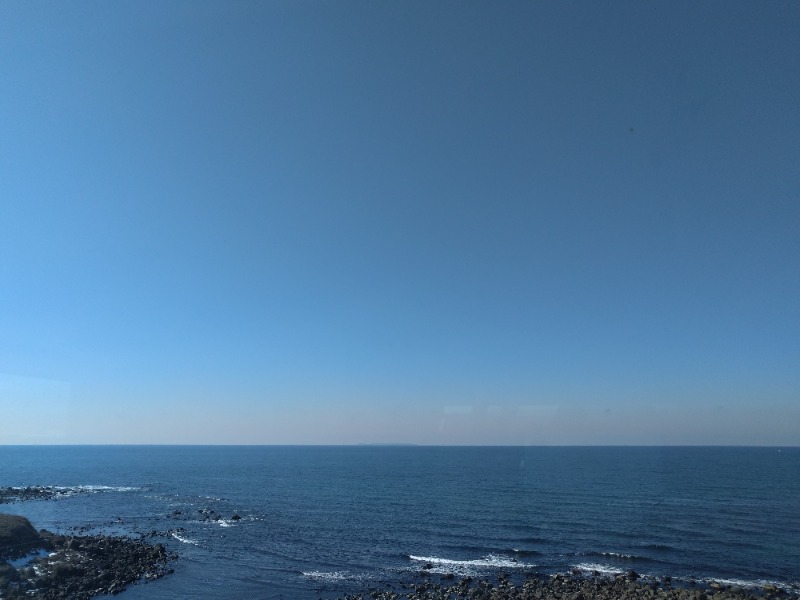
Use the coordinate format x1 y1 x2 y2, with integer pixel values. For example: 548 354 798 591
1 446 798 599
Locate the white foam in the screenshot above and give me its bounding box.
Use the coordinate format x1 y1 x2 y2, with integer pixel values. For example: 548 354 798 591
697 577 800 593
52 485 139 494
573 567 797 592
171 533 199 546
409 554 532 575
572 562 623 576
218 520 234 528
79 485 138 492
302 571 351 581
600 551 634 559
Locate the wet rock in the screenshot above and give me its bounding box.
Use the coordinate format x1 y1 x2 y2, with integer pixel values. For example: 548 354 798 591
0 522 175 600
0 486 87 504
317 574 800 600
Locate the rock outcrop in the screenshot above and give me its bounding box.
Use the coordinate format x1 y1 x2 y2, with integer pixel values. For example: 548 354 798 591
0 514 43 560
0 513 174 600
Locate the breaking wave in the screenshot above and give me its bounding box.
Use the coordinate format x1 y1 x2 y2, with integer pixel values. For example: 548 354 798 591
408 553 534 575
302 571 366 582
171 533 199 546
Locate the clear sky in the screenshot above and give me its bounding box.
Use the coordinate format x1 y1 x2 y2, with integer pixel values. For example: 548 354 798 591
1 1 798 445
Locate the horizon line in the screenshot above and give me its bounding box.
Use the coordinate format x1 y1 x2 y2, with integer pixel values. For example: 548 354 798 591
1 443 797 448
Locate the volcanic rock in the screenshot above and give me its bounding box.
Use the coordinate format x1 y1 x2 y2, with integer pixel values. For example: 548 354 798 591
0 514 43 560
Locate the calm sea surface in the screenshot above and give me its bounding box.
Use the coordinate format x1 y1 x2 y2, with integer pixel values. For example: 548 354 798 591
1 446 798 599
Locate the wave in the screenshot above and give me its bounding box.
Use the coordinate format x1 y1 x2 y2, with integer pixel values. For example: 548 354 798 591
509 548 542 557
572 565 799 594
639 543 677 553
408 553 535 575
302 571 362 582
445 544 541 558
583 551 661 564
56 485 140 493
520 537 550 544
187 517 241 527
171 533 200 546
572 562 625 576
695 577 800 594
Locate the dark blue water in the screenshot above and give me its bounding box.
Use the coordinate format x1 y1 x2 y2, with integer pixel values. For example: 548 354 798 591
1 446 798 599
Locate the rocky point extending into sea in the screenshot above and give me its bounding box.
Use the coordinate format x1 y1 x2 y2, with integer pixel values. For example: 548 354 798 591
0 513 174 599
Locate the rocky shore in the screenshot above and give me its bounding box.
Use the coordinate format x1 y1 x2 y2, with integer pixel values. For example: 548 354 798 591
0 514 174 599
0 487 77 504
0 486 134 505
325 572 799 600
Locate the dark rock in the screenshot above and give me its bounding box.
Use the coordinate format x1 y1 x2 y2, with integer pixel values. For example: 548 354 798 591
0 563 20 585
0 514 43 560
315 573 800 600
0 520 175 600
0 486 102 505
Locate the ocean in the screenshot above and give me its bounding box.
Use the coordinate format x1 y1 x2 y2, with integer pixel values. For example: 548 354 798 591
1 446 798 599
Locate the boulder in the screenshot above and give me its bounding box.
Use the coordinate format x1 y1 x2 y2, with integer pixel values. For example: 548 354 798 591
0 514 43 560
0 563 20 586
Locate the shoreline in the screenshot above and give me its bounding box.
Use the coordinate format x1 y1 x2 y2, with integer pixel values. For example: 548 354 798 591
321 572 800 600
0 514 175 600
2 486 797 600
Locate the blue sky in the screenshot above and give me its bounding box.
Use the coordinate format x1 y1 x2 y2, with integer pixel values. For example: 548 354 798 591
1 1 798 444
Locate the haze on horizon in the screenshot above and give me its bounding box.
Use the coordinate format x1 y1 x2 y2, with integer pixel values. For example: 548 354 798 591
1 2 798 446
